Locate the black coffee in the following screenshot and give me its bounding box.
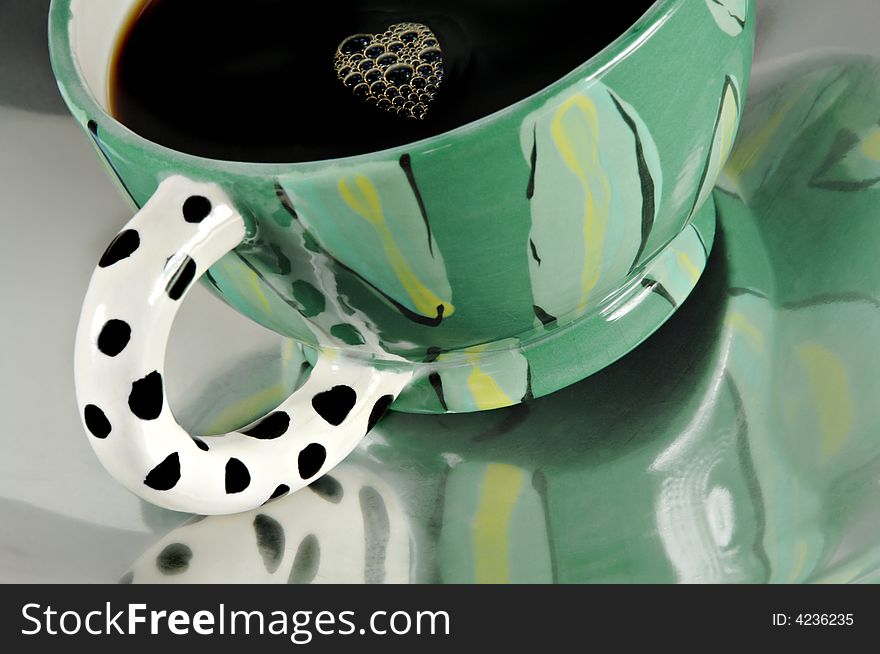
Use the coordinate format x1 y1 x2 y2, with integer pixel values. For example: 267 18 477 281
111 0 656 162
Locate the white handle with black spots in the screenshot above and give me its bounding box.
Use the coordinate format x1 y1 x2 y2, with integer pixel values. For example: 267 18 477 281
75 176 412 515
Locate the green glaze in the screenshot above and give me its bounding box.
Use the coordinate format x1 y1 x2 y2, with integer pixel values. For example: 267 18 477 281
368 58 880 582
49 0 754 413
123 50 880 585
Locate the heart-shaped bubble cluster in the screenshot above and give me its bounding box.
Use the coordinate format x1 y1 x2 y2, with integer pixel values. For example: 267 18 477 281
334 22 444 120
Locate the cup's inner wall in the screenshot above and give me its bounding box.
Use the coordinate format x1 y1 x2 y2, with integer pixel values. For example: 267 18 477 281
70 0 139 110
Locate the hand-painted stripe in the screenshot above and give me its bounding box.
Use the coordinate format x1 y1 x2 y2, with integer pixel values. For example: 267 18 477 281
399 154 434 255
473 464 525 584
609 93 657 272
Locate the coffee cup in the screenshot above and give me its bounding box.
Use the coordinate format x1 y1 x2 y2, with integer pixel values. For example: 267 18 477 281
49 0 754 514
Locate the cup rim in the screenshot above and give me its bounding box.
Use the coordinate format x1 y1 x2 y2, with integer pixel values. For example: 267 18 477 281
49 0 678 174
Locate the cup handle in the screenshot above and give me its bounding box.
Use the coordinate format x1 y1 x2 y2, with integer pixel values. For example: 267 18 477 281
75 175 412 514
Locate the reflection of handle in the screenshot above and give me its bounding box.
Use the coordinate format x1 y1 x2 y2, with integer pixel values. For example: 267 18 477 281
75 176 412 515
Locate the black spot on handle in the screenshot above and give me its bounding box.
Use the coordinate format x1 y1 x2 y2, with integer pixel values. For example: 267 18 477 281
129 371 163 420
311 385 357 426
166 256 197 300
156 543 192 575
98 229 140 268
254 514 285 573
298 443 326 480
144 452 181 491
266 484 290 502
367 395 394 433
243 411 290 440
308 475 343 503
84 404 111 439
191 437 210 451
268 484 290 501
97 319 131 357
225 458 251 494
182 195 212 223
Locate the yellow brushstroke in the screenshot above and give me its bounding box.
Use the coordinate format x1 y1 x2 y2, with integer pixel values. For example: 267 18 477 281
282 339 295 364
787 540 809 583
338 175 454 318
725 311 764 349
860 127 880 161
676 250 702 285
551 95 611 313
222 260 272 314
473 464 524 584
725 94 799 184
202 381 287 435
718 88 739 166
796 342 854 460
464 349 514 410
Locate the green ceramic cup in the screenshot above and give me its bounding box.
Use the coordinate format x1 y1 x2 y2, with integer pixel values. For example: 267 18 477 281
50 0 754 515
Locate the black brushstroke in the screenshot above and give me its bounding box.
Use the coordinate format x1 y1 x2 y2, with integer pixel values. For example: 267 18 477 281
809 128 880 191
526 125 538 200
429 372 448 411
694 213 711 263
533 304 557 326
87 120 138 207
709 0 746 28
274 180 300 221
641 278 677 309
399 153 434 255
235 250 446 327
689 77 740 221
522 363 534 402
529 239 542 266
609 92 657 272
423 346 443 363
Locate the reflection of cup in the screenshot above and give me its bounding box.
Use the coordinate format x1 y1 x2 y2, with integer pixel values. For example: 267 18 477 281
124 464 414 584
49 0 754 514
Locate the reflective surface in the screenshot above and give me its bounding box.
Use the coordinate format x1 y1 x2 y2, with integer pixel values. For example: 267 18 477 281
3 0 880 582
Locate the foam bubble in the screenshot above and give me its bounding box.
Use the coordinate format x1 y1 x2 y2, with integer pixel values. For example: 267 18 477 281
335 22 444 120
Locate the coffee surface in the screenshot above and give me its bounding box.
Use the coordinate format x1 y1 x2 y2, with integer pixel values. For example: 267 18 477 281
111 0 657 162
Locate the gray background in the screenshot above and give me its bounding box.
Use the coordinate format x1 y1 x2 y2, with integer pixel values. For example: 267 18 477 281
0 0 877 582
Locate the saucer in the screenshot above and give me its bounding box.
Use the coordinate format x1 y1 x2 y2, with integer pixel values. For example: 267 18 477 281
121 56 880 583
